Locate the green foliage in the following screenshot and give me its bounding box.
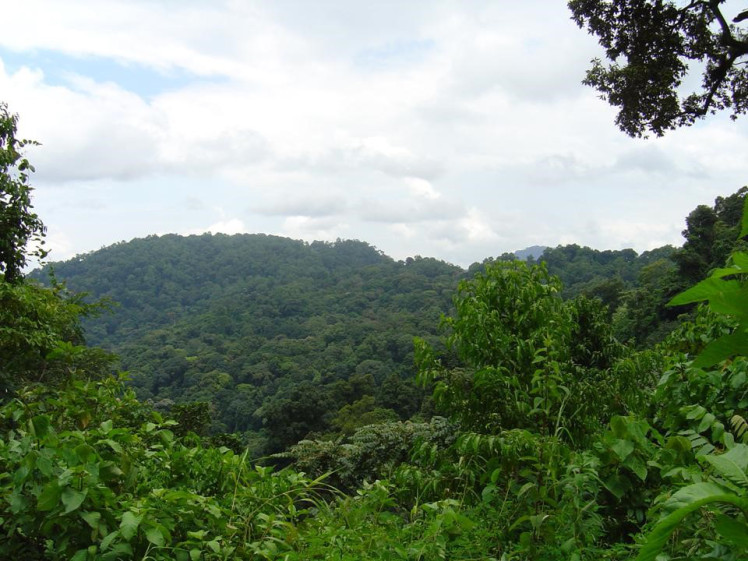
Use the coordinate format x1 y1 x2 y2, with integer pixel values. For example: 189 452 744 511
0 278 114 393
520 243 683 347
170 401 212 438
0 102 46 283
629 198 748 560
35 235 461 449
31 188 743 453
330 396 399 436
16 101 748 559
418 261 567 434
0 375 330 560
672 187 748 287
636 445 748 561
569 1 748 137
280 417 456 492
668 247 748 368
417 261 640 444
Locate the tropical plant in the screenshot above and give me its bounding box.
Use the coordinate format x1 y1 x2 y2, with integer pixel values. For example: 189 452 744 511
0 102 46 283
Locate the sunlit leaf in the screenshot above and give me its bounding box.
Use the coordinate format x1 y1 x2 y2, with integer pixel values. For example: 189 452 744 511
119 511 141 541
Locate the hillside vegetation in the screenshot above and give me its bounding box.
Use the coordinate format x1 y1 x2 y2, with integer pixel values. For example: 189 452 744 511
4 186 748 559
26 187 746 456
4 76 748 557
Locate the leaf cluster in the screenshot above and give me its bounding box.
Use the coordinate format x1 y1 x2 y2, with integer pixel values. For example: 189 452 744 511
570 0 748 137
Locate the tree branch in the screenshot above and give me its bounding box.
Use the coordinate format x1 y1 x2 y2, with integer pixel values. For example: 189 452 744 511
708 0 747 51
688 53 736 118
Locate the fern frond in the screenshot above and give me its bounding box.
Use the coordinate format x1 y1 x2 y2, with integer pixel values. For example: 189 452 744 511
730 414 748 443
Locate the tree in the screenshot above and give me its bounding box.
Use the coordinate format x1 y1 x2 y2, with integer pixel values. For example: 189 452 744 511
416 261 630 441
672 187 748 284
569 0 748 137
0 102 46 282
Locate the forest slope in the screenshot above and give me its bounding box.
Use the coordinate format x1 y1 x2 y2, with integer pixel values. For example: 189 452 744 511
32 188 745 452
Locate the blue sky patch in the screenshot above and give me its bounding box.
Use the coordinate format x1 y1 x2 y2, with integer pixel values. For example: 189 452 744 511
0 47 220 98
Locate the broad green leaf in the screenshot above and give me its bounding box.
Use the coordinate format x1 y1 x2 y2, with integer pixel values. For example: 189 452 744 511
518 482 536 497
697 412 716 432
703 445 748 490
119 511 141 541
9 488 27 514
30 415 51 439
37 481 61 511
100 439 123 454
636 490 748 561
145 526 165 547
603 474 630 500
709 288 748 318
731 252 748 270
187 530 207 540
684 405 706 420
610 416 628 438
710 266 746 279
624 455 648 481
668 277 740 307
694 330 748 368
481 484 497 503
81 511 101 530
662 481 729 515
610 439 635 461
100 530 119 552
61 487 87 514
731 369 747 389
36 454 53 477
740 198 748 238
714 514 748 547
104 543 132 559
665 436 692 454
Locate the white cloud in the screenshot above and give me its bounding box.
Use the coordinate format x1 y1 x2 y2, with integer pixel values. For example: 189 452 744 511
1 1 746 269
280 216 350 242
406 178 440 200
189 218 247 236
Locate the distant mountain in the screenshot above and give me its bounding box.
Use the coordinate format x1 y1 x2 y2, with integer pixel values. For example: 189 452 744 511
514 245 548 261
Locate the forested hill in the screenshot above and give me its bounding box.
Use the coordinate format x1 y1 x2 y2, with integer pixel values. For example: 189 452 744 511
32 187 746 454
35 234 464 453
45 234 420 346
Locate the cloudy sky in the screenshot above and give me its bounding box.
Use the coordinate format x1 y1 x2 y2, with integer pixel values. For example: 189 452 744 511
2 1 747 268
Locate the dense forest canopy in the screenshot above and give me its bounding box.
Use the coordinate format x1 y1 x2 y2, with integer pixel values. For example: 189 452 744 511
20 184 744 458
11 186 748 558
3 2 748 555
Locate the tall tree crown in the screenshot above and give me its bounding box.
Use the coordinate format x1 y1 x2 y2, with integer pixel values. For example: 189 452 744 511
569 0 748 136
0 102 45 282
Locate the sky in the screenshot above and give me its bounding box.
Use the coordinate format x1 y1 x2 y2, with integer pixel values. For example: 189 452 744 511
2 1 747 269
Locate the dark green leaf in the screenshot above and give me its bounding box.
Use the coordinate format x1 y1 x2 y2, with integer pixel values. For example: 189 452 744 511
714 514 748 547
37 481 61 511
61 487 87 514
81 511 101 530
